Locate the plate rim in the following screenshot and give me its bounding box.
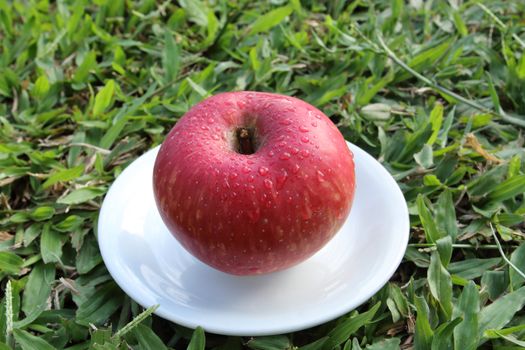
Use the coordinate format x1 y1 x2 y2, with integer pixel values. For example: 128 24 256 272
98 141 410 335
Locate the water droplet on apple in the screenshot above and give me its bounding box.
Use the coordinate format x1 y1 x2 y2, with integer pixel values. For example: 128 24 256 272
248 175 255 182
207 118 215 124
242 166 251 174
299 125 309 132
300 136 309 143
315 114 322 119
279 119 292 126
276 170 288 189
200 125 209 130
279 152 291 160
229 172 238 180
311 121 318 127
258 166 269 176
291 147 299 155
278 141 287 147
268 150 275 157
299 149 310 159
292 163 300 174
317 170 325 182
264 178 273 189
236 100 246 109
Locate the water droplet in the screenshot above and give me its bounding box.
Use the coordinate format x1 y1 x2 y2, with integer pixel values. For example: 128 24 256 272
276 170 288 190
248 175 255 182
236 100 246 109
299 125 309 132
247 159 254 165
280 152 291 160
292 163 300 174
315 114 322 120
317 170 325 182
279 119 292 126
242 166 251 174
311 121 318 127
207 118 215 124
278 141 287 147
264 179 273 189
301 136 309 143
200 125 209 131
258 167 269 176
268 150 275 157
229 172 238 180
291 147 299 155
299 149 310 159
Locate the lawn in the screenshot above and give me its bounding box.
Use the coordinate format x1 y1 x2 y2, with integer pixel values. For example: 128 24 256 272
1 0 525 349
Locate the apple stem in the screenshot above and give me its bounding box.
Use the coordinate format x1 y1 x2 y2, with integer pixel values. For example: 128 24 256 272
237 127 255 155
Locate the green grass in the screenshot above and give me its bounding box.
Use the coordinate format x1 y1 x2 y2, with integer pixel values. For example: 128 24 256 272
1 0 525 349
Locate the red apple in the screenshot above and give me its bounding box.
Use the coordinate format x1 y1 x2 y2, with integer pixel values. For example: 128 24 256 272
153 92 355 275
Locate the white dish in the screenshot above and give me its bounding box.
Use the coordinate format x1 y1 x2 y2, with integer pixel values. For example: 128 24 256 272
98 142 409 336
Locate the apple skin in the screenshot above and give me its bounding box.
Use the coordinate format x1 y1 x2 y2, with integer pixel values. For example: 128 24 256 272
153 91 355 275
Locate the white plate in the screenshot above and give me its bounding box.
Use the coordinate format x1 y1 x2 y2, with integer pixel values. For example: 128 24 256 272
98 142 409 336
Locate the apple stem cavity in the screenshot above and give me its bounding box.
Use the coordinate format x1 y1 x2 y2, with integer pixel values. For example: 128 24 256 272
236 127 256 155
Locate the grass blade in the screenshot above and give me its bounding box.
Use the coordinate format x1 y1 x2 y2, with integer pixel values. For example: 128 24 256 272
187 326 205 350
